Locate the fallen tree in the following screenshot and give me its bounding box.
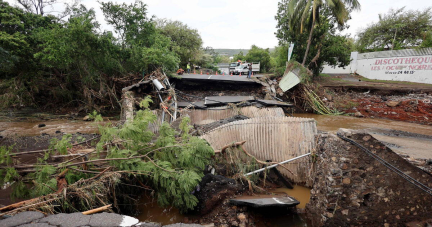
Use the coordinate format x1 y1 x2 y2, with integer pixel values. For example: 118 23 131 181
0 96 214 215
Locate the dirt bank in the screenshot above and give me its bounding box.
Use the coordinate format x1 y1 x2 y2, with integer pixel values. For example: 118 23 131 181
317 74 432 125
307 129 432 227
332 91 432 125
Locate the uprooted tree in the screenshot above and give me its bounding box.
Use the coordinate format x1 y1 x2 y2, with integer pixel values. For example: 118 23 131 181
0 97 215 215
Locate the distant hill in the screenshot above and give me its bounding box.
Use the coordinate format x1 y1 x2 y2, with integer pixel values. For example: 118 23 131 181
214 48 275 57
213 49 249 57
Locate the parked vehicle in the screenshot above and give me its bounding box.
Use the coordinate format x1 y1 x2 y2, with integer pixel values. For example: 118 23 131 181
233 62 260 75
229 62 241 73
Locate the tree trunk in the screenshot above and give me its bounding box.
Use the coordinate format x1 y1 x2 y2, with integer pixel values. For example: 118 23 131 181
302 19 316 66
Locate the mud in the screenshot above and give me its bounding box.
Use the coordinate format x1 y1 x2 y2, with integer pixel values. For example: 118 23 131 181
340 93 432 125
294 113 432 162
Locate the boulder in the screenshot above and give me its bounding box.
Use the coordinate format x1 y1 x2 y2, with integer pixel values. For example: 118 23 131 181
386 101 400 107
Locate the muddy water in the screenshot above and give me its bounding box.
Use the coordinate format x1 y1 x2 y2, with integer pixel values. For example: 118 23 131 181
135 193 186 225
0 120 101 137
271 185 311 209
0 109 117 137
294 113 432 159
135 185 311 226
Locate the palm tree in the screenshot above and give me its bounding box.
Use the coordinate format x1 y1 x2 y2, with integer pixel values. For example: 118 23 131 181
286 0 361 66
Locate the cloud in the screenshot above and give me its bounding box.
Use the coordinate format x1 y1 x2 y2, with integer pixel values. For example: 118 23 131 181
6 0 431 49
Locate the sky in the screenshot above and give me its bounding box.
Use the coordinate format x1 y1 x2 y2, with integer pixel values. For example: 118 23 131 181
5 0 432 49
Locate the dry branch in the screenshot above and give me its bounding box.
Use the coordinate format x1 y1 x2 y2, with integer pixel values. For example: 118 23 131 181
82 204 112 215
214 141 246 153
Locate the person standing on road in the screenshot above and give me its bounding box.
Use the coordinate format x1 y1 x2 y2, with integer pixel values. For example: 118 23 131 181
248 63 252 78
187 63 191 74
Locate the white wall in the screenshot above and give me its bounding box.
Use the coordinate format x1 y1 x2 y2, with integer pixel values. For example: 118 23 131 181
356 56 432 84
321 49 432 84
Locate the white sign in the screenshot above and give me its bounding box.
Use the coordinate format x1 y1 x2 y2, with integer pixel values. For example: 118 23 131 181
288 43 295 61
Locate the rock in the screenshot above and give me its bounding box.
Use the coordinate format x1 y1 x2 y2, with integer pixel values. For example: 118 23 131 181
83 115 91 121
391 112 397 115
237 213 246 222
341 209 349 215
354 112 363 117
386 101 400 107
325 94 333 101
341 164 348 170
337 128 352 137
342 178 351 185
362 136 371 141
38 123 46 127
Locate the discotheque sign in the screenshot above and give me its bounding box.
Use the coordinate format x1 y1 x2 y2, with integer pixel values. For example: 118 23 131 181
371 56 432 75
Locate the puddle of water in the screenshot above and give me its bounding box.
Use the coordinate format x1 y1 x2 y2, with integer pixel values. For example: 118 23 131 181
135 193 185 225
270 185 311 209
135 185 311 226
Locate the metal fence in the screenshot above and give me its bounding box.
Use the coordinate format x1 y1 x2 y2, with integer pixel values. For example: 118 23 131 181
357 48 432 60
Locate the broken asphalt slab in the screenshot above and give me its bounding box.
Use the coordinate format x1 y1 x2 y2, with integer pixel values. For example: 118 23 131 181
230 196 300 208
204 96 255 106
256 99 293 107
176 74 261 83
0 211 206 227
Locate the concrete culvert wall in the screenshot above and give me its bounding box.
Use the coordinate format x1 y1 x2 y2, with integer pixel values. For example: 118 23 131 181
307 129 432 227
201 116 317 185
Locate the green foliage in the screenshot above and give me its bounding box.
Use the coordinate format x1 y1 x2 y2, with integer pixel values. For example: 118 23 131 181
11 181 30 200
0 145 14 165
65 169 88 184
30 165 58 196
3 167 19 183
95 99 213 212
100 1 155 47
128 33 180 72
420 30 432 48
156 19 203 66
179 117 192 140
275 12 353 76
87 110 103 122
49 134 73 156
357 8 432 52
245 45 271 72
234 51 245 62
0 0 189 109
275 0 359 75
